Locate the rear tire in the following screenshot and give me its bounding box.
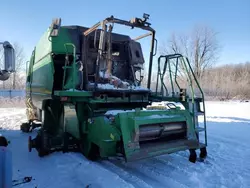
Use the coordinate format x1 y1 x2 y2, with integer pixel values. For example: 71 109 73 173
200 147 207 159
189 149 197 163
88 143 100 161
20 122 31 133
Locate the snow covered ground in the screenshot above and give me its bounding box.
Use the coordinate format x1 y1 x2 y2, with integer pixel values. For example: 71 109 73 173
0 101 250 188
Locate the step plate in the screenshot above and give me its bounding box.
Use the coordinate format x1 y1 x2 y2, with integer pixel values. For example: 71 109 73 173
126 139 200 162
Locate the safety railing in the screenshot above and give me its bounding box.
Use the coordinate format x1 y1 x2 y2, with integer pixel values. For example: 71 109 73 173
155 54 207 146
62 43 76 91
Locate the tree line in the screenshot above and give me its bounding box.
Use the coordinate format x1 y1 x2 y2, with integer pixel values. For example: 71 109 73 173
145 24 250 100
200 62 250 100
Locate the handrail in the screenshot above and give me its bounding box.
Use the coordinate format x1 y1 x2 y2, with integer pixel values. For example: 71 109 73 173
174 58 180 90
168 58 174 96
180 57 195 104
63 43 76 91
155 53 207 145
156 56 169 96
184 57 207 145
180 57 195 135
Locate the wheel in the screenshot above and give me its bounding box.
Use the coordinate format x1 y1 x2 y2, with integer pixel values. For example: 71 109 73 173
38 148 49 157
200 147 207 159
189 149 197 163
28 130 50 157
20 122 31 133
0 136 8 147
88 143 100 161
79 141 100 161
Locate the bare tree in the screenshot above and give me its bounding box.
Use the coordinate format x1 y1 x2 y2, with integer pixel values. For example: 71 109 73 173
161 25 220 81
12 42 26 89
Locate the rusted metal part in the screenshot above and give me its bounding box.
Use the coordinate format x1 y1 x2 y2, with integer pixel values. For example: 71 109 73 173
147 31 156 89
83 16 155 37
105 17 155 32
81 15 156 90
83 22 102 36
106 24 113 77
133 32 152 41
50 18 61 37
133 129 140 142
94 21 107 88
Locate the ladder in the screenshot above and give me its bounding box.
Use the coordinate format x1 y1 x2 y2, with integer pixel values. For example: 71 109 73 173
62 43 77 90
190 98 207 147
155 54 207 147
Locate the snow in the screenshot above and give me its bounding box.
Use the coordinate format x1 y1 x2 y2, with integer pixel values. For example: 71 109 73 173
0 101 250 187
146 114 178 119
66 89 85 92
98 83 117 90
105 110 135 116
94 83 150 91
104 110 178 119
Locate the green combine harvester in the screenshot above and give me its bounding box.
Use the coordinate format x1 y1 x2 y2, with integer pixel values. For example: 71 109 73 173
21 14 207 163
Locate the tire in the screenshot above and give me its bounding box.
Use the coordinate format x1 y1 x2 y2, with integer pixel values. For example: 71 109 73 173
88 143 100 161
0 136 8 147
20 122 31 133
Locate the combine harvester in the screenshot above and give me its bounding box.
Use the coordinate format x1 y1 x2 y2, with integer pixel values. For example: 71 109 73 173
21 14 207 163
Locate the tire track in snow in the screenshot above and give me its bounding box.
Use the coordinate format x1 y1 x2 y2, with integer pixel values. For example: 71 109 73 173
2 103 250 188
130 159 189 188
101 157 190 188
141 157 193 186
99 160 154 188
66 153 135 188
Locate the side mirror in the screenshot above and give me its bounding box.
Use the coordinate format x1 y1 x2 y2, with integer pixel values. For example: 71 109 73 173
3 41 15 72
0 41 15 81
49 18 61 37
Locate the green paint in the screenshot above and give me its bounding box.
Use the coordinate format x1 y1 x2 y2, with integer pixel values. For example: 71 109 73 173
52 28 75 54
54 90 92 97
25 19 207 162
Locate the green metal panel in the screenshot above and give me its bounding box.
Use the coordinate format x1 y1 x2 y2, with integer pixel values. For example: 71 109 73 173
52 28 75 54
31 56 54 106
54 90 92 97
64 105 80 139
87 116 121 157
116 109 198 161
34 28 52 63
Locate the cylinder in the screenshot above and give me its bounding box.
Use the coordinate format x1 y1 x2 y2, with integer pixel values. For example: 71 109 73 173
0 146 12 188
139 122 186 142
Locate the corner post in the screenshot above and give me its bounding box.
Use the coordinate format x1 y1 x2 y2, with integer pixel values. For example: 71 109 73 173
147 31 155 89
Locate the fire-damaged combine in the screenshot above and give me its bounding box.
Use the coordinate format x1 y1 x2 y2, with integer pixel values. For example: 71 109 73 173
21 14 207 163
